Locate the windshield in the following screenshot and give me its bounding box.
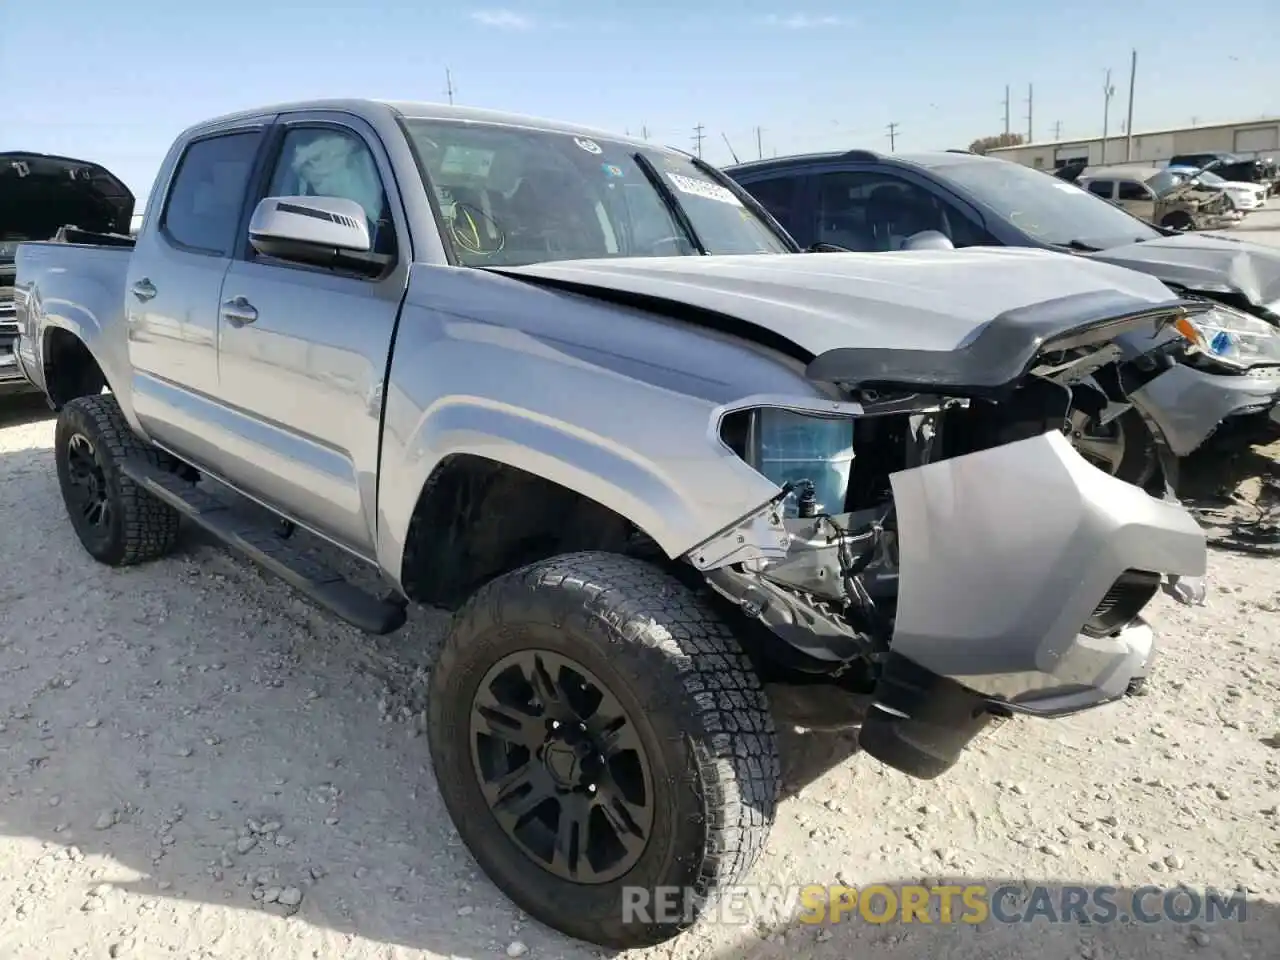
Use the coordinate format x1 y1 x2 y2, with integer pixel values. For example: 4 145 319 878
401 118 791 267
935 160 1160 248
1146 170 1184 196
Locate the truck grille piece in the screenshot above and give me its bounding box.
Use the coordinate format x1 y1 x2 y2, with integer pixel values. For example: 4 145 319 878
1082 569 1161 638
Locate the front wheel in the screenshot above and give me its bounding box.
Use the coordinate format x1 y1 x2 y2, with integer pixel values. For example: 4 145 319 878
1066 407 1160 489
1161 211 1194 231
427 551 780 949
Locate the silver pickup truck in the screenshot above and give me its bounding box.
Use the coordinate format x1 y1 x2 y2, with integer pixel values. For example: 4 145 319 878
14 99 1207 948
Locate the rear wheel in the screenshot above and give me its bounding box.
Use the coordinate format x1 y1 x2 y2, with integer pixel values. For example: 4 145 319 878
427 551 779 948
54 394 182 566
1066 407 1159 489
1161 211 1194 231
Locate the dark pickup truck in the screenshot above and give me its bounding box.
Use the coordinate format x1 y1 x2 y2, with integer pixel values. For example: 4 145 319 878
0 152 134 395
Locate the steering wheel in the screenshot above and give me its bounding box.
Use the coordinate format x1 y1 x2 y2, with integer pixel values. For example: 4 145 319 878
647 235 691 255
449 202 505 257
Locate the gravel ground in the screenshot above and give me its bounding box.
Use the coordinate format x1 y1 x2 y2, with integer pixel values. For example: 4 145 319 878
2 210 1280 960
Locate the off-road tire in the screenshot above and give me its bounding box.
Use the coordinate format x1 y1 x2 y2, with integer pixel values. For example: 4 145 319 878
427 551 780 949
54 394 182 566
1161 211 1194 231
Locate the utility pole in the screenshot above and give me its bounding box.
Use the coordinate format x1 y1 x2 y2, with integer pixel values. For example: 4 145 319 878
641 124 649 139
1025 84 1033 142
720 132 740 164
1053 120 1063 140
756 126 763 160
1124 48 1137 160
1101 68 1115 164
445 67 455 105
692 123 705 159
886 122 899 151
1003 85 1011 136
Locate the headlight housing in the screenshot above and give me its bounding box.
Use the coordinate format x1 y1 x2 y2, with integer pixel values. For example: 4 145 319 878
720 407 856 518
1174 305 1280 371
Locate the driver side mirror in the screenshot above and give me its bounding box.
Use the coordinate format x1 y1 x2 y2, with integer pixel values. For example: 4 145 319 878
248 196 391 277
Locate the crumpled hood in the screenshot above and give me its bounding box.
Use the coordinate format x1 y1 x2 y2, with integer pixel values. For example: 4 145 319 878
493 246 1183 356
1087 232 1280 309
0 151 134 251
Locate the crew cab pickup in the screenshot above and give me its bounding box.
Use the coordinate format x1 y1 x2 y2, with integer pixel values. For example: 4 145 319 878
13 99 1207 949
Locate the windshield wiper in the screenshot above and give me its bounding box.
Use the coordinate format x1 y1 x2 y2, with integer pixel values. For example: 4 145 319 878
631 153 708 255
1051 239 1102 252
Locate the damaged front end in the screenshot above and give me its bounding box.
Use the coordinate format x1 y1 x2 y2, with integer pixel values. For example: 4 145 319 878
686 290 1209 780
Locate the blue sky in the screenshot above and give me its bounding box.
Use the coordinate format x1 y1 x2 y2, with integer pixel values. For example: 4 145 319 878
4 0 1278 206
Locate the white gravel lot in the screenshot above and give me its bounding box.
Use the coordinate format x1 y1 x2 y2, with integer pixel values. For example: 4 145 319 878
2 210 1280 960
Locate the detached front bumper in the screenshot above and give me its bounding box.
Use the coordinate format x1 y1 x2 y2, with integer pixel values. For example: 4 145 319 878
1128 362 1280 457
692 430 1207 779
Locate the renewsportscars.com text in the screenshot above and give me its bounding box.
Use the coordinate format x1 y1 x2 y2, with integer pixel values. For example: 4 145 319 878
622 883 1249 926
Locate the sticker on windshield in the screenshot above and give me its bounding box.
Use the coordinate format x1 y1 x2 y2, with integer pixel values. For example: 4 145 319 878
666 172 743 207
1053 182 1087 193
601 163 624 178
573 137 603 154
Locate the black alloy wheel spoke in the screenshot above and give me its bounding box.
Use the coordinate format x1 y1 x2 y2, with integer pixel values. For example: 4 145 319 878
468 649 655 884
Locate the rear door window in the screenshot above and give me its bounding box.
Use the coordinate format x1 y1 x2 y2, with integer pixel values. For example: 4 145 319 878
1085 180 1114 199
161 132 262 256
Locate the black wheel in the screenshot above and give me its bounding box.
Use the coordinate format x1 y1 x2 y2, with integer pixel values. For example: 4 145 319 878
1161 211 1194 231
1066 407 1159 489
54 394 182 566
427 551 779 949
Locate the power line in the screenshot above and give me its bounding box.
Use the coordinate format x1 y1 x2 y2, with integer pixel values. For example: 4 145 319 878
886 122 899 151
692 123 705 159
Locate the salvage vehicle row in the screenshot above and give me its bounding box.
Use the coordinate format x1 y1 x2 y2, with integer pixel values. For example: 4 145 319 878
726 148 1280 489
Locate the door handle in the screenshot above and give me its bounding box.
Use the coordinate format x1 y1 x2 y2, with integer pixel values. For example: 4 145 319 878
221 296 258 327
130 278 157 302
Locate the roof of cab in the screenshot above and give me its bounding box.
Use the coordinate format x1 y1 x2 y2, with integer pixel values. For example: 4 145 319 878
1079 165 1162 180
725 149 1010 176
182 98 665 154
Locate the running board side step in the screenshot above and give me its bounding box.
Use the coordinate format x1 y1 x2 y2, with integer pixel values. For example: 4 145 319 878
119 458 408 635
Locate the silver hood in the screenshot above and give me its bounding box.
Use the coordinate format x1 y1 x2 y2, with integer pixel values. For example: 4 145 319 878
1087 232 1280 311
494 246 1184 356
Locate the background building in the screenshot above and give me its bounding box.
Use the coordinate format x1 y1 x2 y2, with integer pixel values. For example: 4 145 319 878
987 117 1280 170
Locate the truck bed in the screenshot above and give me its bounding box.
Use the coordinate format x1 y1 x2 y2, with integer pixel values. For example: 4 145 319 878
14 238 134 393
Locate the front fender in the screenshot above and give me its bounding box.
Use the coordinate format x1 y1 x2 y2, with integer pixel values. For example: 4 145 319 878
370 284 818 588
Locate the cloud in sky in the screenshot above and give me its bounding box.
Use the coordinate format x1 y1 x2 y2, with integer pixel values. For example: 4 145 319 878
757 13 848 29
469 9 533 30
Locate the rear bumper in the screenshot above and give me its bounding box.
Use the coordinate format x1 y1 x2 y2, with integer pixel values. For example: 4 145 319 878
1127 362 1280 457
0 331 37 395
